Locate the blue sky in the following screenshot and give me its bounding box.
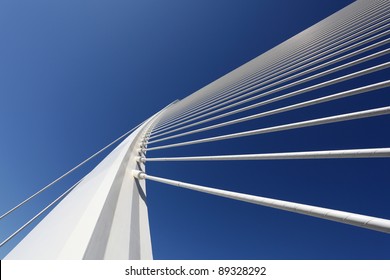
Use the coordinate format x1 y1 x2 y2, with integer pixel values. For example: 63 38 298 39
1 0 389 259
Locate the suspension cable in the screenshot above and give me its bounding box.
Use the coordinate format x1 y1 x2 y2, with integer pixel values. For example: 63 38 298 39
132 171 390 234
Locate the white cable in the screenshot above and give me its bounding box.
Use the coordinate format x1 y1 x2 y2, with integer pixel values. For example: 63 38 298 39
132 171 390 234
143 148 390 162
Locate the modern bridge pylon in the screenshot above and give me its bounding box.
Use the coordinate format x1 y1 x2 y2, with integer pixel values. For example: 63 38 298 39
1 0 390 259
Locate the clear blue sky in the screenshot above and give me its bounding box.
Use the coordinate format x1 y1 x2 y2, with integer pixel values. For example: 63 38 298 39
1 0 389 259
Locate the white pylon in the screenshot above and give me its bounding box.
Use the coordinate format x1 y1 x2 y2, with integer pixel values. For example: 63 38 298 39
4 110 167 260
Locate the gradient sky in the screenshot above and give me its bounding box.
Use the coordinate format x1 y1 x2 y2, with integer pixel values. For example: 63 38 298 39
1 0 389 259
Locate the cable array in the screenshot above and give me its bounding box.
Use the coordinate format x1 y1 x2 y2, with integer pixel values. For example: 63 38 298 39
140 0 390 233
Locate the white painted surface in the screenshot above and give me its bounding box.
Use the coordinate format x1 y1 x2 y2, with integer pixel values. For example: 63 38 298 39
5 114 159 260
